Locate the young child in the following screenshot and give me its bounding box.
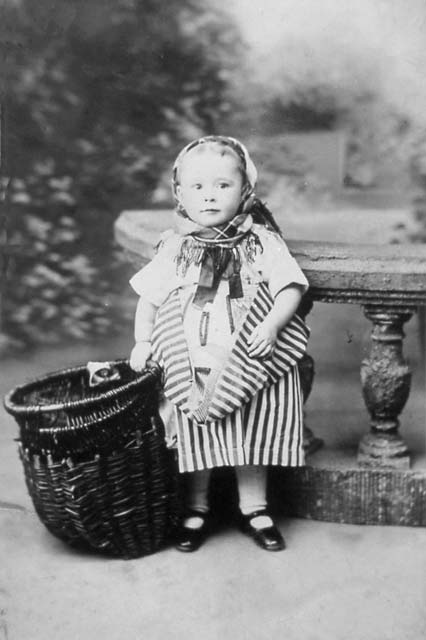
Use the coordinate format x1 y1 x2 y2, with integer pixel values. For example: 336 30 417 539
129 135 309 552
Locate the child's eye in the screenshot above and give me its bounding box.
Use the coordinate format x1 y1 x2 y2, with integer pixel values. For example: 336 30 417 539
192 183 202 190
219 182 229 189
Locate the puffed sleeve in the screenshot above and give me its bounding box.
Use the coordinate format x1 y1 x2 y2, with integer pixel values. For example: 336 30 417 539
129 233 181 307
255 228 309 298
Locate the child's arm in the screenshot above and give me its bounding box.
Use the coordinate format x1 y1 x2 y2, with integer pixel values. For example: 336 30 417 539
247 284 303 359
129 298 158 372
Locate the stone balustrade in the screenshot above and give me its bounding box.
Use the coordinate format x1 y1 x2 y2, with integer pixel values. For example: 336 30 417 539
115 210 426 526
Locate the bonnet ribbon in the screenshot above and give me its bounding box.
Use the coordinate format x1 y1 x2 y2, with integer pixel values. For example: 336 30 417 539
175 215 252 309
192 231 243 309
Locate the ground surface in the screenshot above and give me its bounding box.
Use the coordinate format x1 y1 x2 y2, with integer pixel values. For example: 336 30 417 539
1 206 425 639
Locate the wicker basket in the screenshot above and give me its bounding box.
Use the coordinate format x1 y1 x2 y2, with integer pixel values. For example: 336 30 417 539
4 360 179 558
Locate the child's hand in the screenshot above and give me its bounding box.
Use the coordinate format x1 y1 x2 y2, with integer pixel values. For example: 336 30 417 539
130 341 152 372
247 320 278 359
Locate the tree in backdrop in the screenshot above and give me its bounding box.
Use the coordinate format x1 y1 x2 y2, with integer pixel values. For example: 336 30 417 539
2 0 241 346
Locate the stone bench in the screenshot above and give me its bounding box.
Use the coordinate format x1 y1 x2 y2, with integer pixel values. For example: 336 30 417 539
115 209 426 526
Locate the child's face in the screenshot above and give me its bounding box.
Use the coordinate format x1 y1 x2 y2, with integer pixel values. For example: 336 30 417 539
176 150 243 227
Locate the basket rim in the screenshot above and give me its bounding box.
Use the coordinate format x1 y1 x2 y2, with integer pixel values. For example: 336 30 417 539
3 359 161 417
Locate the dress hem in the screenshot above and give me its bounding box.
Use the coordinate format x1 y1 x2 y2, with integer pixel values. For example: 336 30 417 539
177 446 305 473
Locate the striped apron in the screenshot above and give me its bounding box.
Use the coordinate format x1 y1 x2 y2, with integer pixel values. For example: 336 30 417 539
151 282 309 473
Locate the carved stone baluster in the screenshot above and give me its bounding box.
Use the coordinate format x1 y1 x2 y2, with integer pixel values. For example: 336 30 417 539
297 296 323 455
358 305 414 469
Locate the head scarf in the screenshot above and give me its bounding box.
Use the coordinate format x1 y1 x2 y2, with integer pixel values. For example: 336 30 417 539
172 135 258 224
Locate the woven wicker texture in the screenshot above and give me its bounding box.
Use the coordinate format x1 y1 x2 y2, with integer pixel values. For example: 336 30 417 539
4 361 180 558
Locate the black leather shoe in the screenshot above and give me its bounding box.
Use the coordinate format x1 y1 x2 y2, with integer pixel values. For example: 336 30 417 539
240 510 285 551
174 511 209 553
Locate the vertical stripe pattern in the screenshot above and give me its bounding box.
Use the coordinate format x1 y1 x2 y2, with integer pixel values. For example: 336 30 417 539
151 291 193 409
151 283 308 473
174 367 304 473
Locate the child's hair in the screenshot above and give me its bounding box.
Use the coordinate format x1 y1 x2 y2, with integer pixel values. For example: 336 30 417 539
173 139 242 183
249 197 283 237
173 135 283 236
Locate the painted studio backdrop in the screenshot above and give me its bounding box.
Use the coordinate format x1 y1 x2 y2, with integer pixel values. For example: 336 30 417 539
2 0 426 352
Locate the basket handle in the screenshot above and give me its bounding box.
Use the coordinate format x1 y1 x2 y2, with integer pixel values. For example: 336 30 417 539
3 360 162 417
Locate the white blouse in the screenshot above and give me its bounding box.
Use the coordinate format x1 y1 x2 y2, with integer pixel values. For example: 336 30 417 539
130 224 309 307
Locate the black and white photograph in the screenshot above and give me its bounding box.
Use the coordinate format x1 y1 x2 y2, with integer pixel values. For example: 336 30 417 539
1 1 425 638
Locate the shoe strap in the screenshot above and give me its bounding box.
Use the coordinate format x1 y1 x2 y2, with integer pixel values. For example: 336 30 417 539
243 509 270 521
184 508 209 520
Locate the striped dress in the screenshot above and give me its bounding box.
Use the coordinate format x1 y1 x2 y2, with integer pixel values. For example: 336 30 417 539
130 224 309 473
